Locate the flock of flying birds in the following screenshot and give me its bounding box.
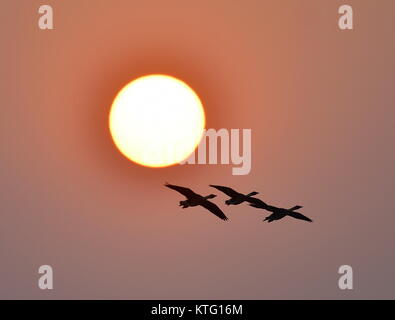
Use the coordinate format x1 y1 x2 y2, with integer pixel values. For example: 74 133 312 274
165 183 313 223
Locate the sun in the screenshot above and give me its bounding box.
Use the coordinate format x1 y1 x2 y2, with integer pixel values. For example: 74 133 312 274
109 74 205 168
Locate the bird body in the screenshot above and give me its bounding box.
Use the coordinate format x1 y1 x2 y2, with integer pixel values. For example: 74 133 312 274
179 194 215 208
165 183 228 221
249 198 312 223
209 185 259 205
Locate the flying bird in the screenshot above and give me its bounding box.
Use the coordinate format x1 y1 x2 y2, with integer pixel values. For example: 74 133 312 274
209 185 259 205
249 198 312 223
165 183 228 221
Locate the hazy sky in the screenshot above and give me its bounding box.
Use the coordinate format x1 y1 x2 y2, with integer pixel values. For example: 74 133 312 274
1 0 394 299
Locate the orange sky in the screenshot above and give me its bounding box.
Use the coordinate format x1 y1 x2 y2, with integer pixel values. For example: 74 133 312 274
1 0 394 299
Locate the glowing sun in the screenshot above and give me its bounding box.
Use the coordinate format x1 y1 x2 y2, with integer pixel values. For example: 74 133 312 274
109 74 205 168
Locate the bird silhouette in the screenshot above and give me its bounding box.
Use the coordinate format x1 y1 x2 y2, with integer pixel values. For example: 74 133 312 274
209 185 259 205
165 183 229 221
249 198 312 223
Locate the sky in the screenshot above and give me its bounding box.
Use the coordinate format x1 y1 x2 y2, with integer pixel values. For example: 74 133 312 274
0 0 394 299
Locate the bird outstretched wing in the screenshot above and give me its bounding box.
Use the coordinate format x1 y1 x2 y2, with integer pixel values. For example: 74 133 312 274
165 183 197 199
248 197 269 208
287 211 313 222
209 185 240 197
289 205 303 211
248 198 278 213
200 200 229 221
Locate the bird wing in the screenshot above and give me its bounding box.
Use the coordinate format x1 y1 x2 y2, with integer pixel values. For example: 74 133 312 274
165 183 197 199
248 197 269 208
289 205 303 211
200 200 229 221
249 199 278 213
287 211 313 222
209 185 240 197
